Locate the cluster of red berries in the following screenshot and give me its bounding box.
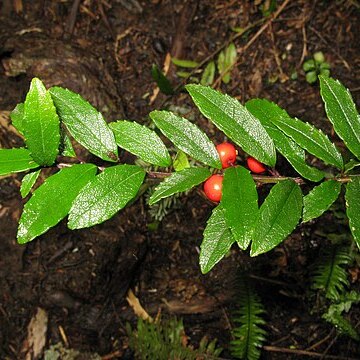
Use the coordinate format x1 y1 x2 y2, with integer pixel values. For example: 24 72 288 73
203 142 266 202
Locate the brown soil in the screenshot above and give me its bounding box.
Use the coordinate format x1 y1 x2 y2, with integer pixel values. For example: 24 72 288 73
1 1 360 359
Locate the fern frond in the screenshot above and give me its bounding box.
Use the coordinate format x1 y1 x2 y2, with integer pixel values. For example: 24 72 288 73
230 276 267 360
323 290 360 341
127 317 222 359
312 245 352 301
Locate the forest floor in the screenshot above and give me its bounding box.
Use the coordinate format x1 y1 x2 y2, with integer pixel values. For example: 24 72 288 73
1 0 360 359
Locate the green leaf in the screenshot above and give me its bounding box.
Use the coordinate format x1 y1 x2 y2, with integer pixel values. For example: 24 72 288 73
246 99 325 182
109 120 171 167
186 84 276 166
303 59 316 72
345 176 360 250
149 110 221 169
269 108 343 169
199 205 235 274
10 102 24 135
23 78 60 166
151 64 174 95
173 150 190 171
306 71 317 84
217 43 237 84
20 169 41 198
61 133 76 157
200 61 215 86
171 58 199 68
251 180 303 257
302 180 341 223
344 159 360 173
314 51 325 64
68 165 145 229
320 76 360 160
0 148 39 176
49 86 118 162
17 164 97 244
149 167 210 205
221 166 258 250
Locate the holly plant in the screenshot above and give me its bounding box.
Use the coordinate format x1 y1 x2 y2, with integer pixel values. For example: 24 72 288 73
1 76 360 275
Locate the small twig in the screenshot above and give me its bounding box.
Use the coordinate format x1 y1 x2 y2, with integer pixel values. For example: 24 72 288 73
305 329 335 351
65 0 81 37
264 345 359 359
299 21 308 67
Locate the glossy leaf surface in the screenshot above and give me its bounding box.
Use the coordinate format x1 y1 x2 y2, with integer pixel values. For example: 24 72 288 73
302 180 341 223
0 148 39 176
17 164 97 244
200 205 235 274
68 165 145 229
270 111 343 169
20 170 41 198
173 150 190 171
345 177 360 250
246 99 325 182
186 84 276 166
320 76 360 160
23 78 60 165
110 120 171 167
50 86 118 162
221 166 258 249
149 167 210 205
251 180 303 256
150 110 221 169
10 102 24 135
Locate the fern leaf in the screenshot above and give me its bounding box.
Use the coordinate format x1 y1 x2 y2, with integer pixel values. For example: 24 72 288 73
323 290 360 341
230 276 267 360
312 246 352 301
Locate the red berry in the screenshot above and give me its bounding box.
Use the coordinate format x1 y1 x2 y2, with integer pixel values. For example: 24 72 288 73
203 174 223 202
216 142 237 169
247 157 266 174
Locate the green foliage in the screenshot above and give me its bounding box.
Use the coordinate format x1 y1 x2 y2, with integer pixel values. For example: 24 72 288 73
251 179 303 256
23 78 60 166
320 76 360 160
17 164 97 244
222 166 258 250
322 290 360 341
151 64 174 95
246 99 326 182
149 167 211 205
217 43 237 84
312 245 352 301
20 169 41 198
302 180 342 223
5 75 360 276
186 84 276 166
127 317 222 360
68 165 145 229
200 205 235 274
201 61 216 86
345 177 360 249
110 120 171 167
50 86 118 162
303 51 331 84
149 110 222 169
0 148 39 175
230 275 267 360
